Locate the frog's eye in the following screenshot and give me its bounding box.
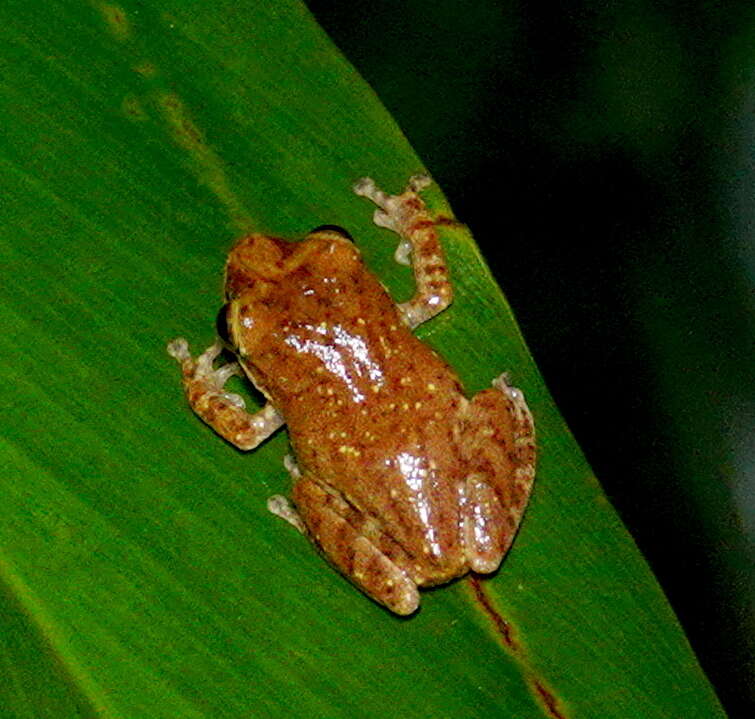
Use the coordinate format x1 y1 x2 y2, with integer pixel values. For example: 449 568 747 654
216 303 233 347
309 224 354 242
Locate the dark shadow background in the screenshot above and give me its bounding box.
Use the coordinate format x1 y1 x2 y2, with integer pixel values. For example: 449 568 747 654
307 1 755 715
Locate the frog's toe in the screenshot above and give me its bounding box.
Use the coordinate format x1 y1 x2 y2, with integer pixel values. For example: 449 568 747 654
352 176 387 206
283 453 302 478
408 174 431 193
267 494 306 534
166 337 190 362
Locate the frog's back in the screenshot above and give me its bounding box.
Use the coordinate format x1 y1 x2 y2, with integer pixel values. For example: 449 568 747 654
285 308 471 583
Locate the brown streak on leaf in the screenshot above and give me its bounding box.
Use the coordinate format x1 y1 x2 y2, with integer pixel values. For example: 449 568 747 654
133 61 157 78
156 91 253 233
469 576 571 719
94 2 131 42
532 680 568 719
468 575 517 650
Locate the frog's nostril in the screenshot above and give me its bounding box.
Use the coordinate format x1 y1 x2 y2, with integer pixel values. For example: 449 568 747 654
309 224 354 242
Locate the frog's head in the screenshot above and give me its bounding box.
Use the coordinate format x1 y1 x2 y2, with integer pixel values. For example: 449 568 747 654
223 227 355 299
218 227 358 351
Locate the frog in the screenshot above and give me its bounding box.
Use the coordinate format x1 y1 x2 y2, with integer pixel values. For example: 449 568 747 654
167 175 535 615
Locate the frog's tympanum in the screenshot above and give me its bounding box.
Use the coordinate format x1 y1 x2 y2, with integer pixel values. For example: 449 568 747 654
168 176 535 615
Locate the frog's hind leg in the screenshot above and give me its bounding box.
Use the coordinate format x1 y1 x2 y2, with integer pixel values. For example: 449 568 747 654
353 176 453 328
461 375 536 569
167 338 284 450
291 476 421 615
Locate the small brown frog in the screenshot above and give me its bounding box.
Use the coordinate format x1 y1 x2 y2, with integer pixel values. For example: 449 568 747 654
168 176 535 615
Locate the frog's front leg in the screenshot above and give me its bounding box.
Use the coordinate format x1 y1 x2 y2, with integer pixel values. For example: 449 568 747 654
167 338 284 449
460 375 536 569
354 175 453 328
292 476 421 615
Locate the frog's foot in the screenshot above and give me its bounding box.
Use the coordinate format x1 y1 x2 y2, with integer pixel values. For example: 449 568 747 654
168 338 245 404
353 175 430 249
461 375 536 562
293 477 420 615
282 453 302 479
353 175 452 328
266 456 307 533
167 337 284 450
267 494 307 534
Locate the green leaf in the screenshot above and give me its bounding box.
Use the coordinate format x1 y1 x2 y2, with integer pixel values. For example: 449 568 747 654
0 1 725 717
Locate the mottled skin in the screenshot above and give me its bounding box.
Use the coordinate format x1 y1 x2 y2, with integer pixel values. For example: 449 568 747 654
168 177 535 615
